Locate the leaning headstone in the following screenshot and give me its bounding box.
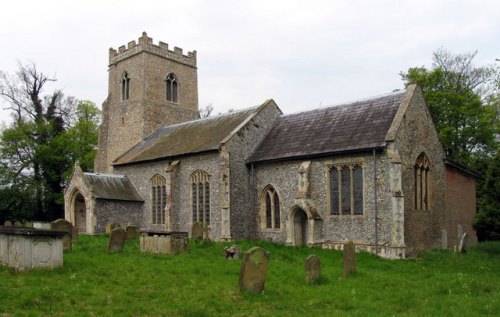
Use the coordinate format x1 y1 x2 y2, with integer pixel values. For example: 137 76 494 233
51 219 73 252
224 244 240 259
305 254 321 284
4 221 12 227
106 223 121 235
107 228 127 253
343 240 356 276
457 232 469 253
192 222 204 240
126 225 139 240
239 247 270 294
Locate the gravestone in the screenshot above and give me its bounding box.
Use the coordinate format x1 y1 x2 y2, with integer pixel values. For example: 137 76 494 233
343 240 356 276
4 221 12 227
107 228 127 253
14 221 22 227
126 225 139 240
51 219 73 252
239 247 270 294
106 223 121 235
224 244 240 259
192 222 204 240
458 232 469 253
305 254 321 284
71 226 79 241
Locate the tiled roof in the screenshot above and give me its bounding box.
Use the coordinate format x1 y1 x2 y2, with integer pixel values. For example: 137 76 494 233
248 91 405 163
84 173 143 201
114 101 273 165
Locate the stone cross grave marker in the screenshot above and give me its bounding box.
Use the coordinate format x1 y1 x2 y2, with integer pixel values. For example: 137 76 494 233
192 222 204 240
126 225 139 240
343 240 356 276
305 254 321 284
107 228 127 253
106 222 121 235
239 247 270 294
51 218 73 252
458 232 469 253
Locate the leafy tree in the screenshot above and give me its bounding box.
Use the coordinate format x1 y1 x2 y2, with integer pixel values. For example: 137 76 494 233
401 49 499 240
0 63 99 222
400 49 498 165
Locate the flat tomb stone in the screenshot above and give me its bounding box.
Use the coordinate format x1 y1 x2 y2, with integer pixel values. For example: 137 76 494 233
0 227 66 272
140 231 188 255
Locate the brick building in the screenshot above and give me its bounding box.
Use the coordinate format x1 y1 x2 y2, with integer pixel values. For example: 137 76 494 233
64 33 478 258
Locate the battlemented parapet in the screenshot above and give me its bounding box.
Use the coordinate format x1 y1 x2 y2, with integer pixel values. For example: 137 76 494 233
109 32 197 68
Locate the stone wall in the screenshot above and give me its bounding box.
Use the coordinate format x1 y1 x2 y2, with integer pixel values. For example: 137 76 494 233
445 165 478 248
114 152 221 239
93 200 143 234
253 152 395 252
390 87 447 256
224 101 282 240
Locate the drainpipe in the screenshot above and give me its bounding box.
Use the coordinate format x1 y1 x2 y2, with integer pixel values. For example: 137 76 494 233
373 149 379 254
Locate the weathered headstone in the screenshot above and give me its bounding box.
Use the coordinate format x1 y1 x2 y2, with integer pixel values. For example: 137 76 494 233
51 219 73 252
192 222 204 240
14 221 23 227
107 228 127 253
126 225 139 240
171 232 188 254
224 244 240 259
23 221 33 228
343 240 356 276
457 232 469 253
71 226 79 241
239 247 270 294
106 223 121 235
4 221 12 227
305 254 321 284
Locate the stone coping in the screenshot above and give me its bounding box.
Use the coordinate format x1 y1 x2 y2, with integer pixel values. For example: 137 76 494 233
140 230 188 237
0 226 68 237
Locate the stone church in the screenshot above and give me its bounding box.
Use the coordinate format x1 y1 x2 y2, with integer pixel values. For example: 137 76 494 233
64 32 478 258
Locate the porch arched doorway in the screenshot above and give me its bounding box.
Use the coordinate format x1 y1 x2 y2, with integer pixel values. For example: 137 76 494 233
293 208 308 246
74 193 87 233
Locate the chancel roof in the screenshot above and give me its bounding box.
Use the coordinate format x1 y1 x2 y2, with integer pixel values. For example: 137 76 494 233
248 91 405 164
84 173 143 201
114 100 274 165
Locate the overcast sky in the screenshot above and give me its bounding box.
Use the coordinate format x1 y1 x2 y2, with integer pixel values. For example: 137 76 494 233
0 0 498 125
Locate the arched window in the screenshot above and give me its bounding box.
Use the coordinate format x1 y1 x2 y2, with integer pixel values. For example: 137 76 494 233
191 170 210 225
150 174 166 225
261 185 280 229
121 72 130 101
415 153 430 210
166 73 178 103
329 163 364 215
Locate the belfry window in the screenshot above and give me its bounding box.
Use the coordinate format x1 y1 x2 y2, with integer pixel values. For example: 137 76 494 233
150 174 166 225
166 73 178 103
414 153 430 210
121 72 130 101
328 164 364 216
261 185 280 229
191 170 210 225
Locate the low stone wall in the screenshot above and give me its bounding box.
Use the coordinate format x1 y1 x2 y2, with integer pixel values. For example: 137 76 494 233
140 231 188 255
0 227 66 271
322 241 406 259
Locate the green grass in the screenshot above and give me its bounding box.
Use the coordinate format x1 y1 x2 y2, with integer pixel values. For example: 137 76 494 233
1 237 499 316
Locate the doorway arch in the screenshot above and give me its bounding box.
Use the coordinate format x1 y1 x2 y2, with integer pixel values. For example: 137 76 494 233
73 192 87 233
293 208 308 246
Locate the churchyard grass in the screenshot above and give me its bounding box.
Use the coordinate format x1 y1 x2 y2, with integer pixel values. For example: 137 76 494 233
0 236 499 316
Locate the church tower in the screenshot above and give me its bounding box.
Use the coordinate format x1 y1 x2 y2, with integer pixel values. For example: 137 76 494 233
94 32 199 173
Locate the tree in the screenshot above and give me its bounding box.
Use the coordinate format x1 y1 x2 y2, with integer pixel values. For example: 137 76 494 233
400 49 498 165
198 104 214 119
401 49 500 240
0 63 99 222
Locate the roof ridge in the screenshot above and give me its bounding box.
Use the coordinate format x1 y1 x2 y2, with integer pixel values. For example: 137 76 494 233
284 89 406 117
